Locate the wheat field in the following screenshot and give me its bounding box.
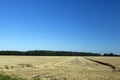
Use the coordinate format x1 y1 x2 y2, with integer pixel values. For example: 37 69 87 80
0 56 120 80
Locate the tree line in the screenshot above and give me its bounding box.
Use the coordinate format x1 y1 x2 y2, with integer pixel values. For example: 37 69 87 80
103 53 120 56
0 50 119 56
0 50 100 56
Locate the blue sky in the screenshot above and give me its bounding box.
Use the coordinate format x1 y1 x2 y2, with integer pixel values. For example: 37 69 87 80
0 0 120 54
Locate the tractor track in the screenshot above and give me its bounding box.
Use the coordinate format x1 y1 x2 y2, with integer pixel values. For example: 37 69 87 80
85 58 120 72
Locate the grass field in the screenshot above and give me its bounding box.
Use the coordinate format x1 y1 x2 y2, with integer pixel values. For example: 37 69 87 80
0 56 120 80
0 74 26 80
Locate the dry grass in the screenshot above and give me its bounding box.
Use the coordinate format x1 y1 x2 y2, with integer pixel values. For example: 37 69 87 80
0 56 120 80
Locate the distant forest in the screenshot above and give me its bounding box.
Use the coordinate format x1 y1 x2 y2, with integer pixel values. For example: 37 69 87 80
0 50 119 56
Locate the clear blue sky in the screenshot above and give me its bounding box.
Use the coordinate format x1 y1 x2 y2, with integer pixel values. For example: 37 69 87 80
0 0 120 54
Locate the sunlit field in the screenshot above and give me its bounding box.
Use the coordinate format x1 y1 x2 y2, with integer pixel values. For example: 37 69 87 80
0 56 120 80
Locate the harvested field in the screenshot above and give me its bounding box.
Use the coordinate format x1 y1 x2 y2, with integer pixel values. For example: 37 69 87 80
0 56 120 80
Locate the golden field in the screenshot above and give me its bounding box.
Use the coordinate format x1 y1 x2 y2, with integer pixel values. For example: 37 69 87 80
0 56 120 80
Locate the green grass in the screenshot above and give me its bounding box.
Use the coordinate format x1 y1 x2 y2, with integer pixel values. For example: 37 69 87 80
0 74 27 80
